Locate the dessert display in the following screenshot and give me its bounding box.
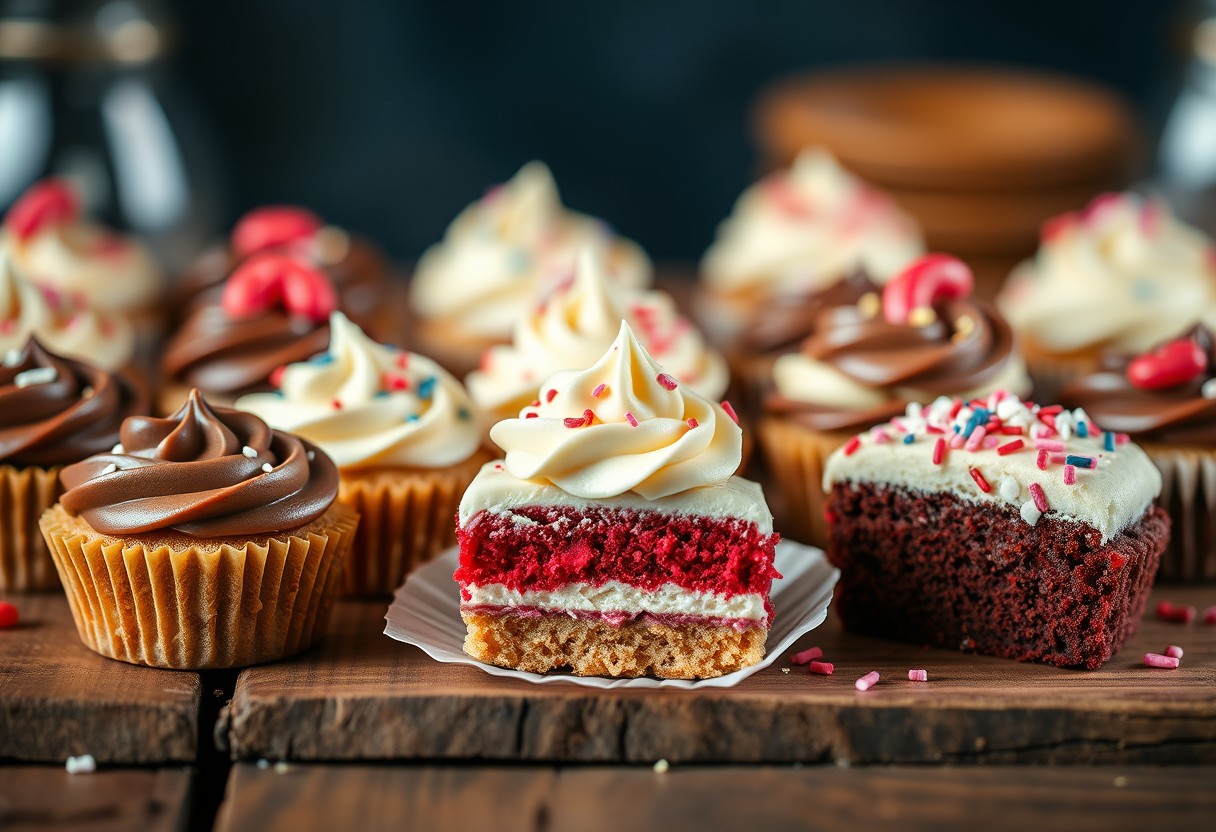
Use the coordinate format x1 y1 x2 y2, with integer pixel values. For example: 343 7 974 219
408 161 652 376
998 192 1216 402
1063 326 1216 582
160 249 340 412
0 337 145 591
760 254 1030 547
467 246 728 425
236 312 491 595
39 389 358 669
823 393 1168 669
454 322 778 679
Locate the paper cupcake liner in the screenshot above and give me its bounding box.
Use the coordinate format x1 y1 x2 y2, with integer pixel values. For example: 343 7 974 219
338 452 492 596
1142 443 1216 583
0 464 65 592
40 503 358 669
757 416 849 549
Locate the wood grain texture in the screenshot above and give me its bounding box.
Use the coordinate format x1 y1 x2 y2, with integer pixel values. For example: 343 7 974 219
221 587 1216 764
0 594 200 763
215 763 1216 832
0 767 191 832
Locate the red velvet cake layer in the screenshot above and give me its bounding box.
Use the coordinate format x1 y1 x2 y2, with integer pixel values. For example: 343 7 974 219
455 506 779 597
461 605 768 633
827 483 1168 670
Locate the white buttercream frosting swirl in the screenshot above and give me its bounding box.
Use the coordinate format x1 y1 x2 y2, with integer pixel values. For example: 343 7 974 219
235 312 481 469
409 161 652 338
998 192 1216 354
701 148 923 297
467 248 728 421
490 321 742 499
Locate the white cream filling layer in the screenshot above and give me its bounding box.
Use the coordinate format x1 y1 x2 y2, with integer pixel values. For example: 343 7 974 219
462 581 768 622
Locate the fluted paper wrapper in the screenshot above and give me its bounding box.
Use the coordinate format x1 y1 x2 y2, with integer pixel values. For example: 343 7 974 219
40 503 358 669
1143 443 1216 583
338 452 492 596
758 417 851 550
0 464 65 592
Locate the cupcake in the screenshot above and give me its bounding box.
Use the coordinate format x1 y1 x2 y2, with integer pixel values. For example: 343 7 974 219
175 205 395 339
1062 327 1216 582
759 254 1030 547
408 161 652 376
40 390 358 669
455 321 778 679
159 250 340 413
998 192 1216 403
823 394 1167 669
698 149 924 399
236 312 491 595
0 337 145 591
466 246 728 425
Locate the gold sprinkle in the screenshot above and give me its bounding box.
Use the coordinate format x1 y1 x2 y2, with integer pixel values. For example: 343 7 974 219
908 307 937 328
857 292 881 319
952 314 976 342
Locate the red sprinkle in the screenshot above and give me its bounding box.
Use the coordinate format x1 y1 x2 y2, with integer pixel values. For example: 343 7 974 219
1156 601 1197 624
1063 465 1076 485
1144 652 1180 669
381 372 410 391
932 437 946 465
656 373 678 390
397 352 409 370
1165 645 1184 659
948 400 963 419
996 439 1024 456
997 425 1024 435
545 389 557 403
583 408 595 424
563 417 587 428
625 412 639 427
529 400 541 408
907 669 928 682
844 436 862 456
0 601 17 629
269 365 288 387
686 417 699 429
331 398 342 410
1038 404 1064 415
592 383 606 398
969 467 991 493
525 412 538 419
925 425 945 435
721 400 739 425
789 646 823 665
1028 482 1049 513
1036 449 1049 471
808 661 834 676
1204 606 1216 625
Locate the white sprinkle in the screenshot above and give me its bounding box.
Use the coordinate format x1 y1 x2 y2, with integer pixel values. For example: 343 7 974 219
1203 379 1216 400
100 463 118 476
65 754 96 774
261 462 273 473
111 444 124 454
999 478 1020 502
906 402 923 420
242 446 258 458
1020 501 1042 526
273 761 290 774
14 367 57 387
2 348 22 367
652 759 669 774
81 386 94 398
306 450 315 461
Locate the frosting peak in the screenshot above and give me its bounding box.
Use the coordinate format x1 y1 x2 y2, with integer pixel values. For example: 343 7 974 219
490 321 742 499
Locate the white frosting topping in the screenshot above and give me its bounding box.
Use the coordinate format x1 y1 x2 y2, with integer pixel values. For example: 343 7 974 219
458 461 772 532
461 581 768 622
823 394 1162 542
467 247 728 421
0 253 134 370
235 312 480 469
489 321 743 500
410 161 652 338
998 192 1216 354
701 148 923 297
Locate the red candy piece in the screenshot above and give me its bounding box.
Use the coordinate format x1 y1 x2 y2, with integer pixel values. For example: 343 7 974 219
4 180 79 241
0 601 17 629
1126 339 1207 391
222 252 337 323
1040 211 1078 243
882 254 974 325
231 206 323 258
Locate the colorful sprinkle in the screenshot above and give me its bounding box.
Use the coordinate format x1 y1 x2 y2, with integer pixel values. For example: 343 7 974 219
902 433 915 445
1028 482 1049 513
457 407 471 421
1165 645 1184 659
844 436 862 456
525 412 538 419
656 373 678 390
625 411 639 427
808 661 834 676
855 671 880 691
417 376 437 400
563 417 587 428
546 389 557 403
1036 449 1049 470
997 425 1024 435
969 467 991 493
686 417 699 429
1157 601 1197 624
790 646 823 665
1205 606 1216 625
1077 421 1089 438
1034 439 1065 451
721 400 739 424
592 383 606 398
381 372 409 391
907 669 928 682
396 352 409 369
932 437 946 465
1065 454 1096 469
331 398 342 410
1144 653 1180 669
996 439 1024 456
1063 465 1076 485
964 425 987 451
583 409 596 424
1104 431 1116 452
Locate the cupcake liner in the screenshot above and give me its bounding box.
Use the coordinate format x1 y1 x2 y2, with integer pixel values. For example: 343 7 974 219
1141 442 1216 583
338 451 493 596
40 503 358 669
757 416 850 549
0 464 65 592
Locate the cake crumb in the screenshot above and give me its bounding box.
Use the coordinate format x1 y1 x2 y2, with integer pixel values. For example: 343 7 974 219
653 759 669 774
65 754 96 774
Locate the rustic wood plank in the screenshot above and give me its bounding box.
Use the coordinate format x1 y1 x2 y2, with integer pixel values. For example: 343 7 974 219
222 586 1216 764
0 766 190 832
215 763 1216 832
0 594 200 763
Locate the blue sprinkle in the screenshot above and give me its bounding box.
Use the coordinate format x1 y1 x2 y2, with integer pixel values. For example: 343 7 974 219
406 414 420 423
1077 421 1088 438
1132 278 1156 301
952 424 961 434
1104 431 1115 452
457 407 471 421
902 434 916 445
374 389 390 398
1065 454 1096 469
308 352 334 365
418 376 437 400
507 249 531 274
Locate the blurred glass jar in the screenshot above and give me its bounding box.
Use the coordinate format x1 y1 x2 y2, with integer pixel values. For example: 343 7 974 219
0 0 222 268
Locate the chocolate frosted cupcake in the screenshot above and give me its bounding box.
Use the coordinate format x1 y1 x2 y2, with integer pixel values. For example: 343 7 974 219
0 337 145 591
760 255 1030 546
40 390 358 668
1063 327 1216 582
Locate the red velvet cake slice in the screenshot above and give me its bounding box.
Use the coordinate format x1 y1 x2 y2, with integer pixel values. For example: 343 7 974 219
824 394 1168 670
455 321 779 679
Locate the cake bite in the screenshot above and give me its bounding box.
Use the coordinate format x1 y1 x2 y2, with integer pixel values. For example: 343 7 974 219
454 321 778 679
823 394 1168 669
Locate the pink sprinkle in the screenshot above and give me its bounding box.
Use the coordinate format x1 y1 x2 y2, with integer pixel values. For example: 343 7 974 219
625 412 639 427
844 436 862 456
1165 645 1184 659
855 671 880 691
969 467 991 493
808 660 834 675
790 646 823 665
982 436 1000 449
925 425 945 435
331 398 342 410
721 400 739 425
932 437 946 465
874 429 892 445
1063 465 1076 485
1116 433 1130 445
686 417 699 429
592 383 606 398
908 669 928 682
563 417 587 428
949 433 965 449
1034 439 1065 451
545 389 557 403
964 425 987 452
1204 606 1216 625
1144 653 1180 669
1036 449 1049 470
0 319 15 334
998 425 1024 435
1157 601 1197 623
1028 482 1049 513
656 373 678 390
997 439 1024 456
891 418 907 432
396 353 409 370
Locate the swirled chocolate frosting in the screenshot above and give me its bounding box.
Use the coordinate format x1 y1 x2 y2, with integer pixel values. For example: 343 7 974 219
737 270 877 354
1062 327 1216 444
59 389 339 537
0 337 146 467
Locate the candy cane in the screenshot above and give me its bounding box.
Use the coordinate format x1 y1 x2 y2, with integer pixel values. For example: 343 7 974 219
881 254 974 326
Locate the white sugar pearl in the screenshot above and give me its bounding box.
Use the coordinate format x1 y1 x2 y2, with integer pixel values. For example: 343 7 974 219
1203 379 1216 399
242 446 258 458
65 754 96 774
1020 501 1042 526
261 463 273 473
999 478 1020 502
14 367 56 387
